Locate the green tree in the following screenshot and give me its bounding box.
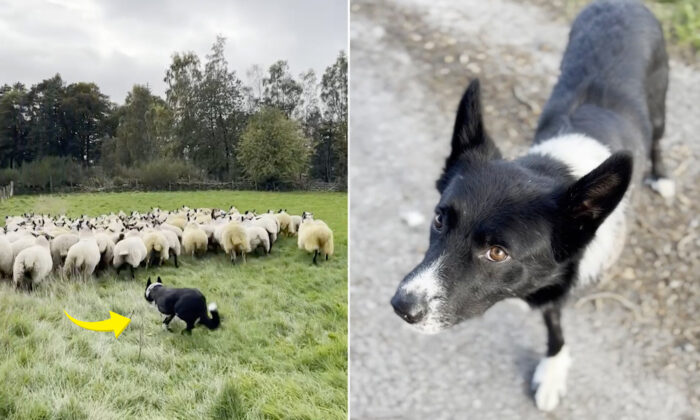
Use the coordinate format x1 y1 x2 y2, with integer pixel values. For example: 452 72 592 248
238 107 310 188
263 60 302 118
27 74 66 157
311 51 348 183
165 51 203 161
61 82 110 165
197 36 244 179
115 84 172 166
0 83 31 168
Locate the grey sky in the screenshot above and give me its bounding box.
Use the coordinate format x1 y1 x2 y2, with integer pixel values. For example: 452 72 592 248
0 0 347 103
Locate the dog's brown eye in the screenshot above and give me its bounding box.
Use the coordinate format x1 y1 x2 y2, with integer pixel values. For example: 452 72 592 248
486 246 509 262
433 213 443 229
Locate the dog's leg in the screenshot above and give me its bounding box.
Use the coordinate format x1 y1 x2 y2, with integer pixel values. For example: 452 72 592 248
162 314 175 332
181 321 194 335
532 306 571 411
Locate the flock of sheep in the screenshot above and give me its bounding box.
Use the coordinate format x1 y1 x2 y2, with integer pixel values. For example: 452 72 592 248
0 206 334 291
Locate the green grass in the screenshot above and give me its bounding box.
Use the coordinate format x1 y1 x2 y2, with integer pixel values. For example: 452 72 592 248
0 191 347 419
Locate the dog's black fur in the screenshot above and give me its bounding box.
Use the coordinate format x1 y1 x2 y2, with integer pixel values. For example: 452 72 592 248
391 0 668 404
145 276 220 334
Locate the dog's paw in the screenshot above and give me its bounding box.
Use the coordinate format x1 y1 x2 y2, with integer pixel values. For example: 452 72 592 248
532 345 572 412
646 177 675 200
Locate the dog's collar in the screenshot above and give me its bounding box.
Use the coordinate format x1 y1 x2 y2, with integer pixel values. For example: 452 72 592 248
146 283 163 298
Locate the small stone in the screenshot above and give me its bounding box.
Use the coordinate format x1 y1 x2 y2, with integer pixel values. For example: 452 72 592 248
669 280 682 289
467 63 481 74
472 399 483 409
683 343 695 352
424 41 435 50
459 53 470 63
410 33 422 42
622 267 635 280
444 55 455 63
401 211 426 228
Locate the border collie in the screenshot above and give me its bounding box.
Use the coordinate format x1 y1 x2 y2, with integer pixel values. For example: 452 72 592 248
144 276 220 334
390 0 670 411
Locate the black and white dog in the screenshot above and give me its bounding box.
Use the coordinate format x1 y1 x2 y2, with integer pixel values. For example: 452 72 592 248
391 0 671 412
144 276 220 333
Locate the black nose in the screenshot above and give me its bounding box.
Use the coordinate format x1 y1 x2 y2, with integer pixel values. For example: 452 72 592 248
391 291 427 324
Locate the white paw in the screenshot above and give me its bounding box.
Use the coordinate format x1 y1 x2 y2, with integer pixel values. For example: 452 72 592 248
532 345 572 412
647 177 675 199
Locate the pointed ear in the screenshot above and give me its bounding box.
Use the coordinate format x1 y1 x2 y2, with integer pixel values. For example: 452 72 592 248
157 276 162 284
555 152 633 260
146 278 151 287
437 79 501 192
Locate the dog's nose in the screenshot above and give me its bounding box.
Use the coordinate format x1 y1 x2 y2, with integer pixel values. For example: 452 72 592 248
391 291 427 324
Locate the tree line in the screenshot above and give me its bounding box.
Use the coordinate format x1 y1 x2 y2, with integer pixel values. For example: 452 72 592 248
0 37 347 191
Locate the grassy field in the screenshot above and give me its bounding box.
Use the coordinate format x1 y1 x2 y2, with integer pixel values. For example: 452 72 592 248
0 191 347 420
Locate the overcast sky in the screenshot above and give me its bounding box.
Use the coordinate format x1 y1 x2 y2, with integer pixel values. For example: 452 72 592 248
0 0 347 103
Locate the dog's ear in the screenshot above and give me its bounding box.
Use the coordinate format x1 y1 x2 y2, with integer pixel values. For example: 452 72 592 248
146 277 151 287
157 276 162 284
555 152 632 260
437 79 501 193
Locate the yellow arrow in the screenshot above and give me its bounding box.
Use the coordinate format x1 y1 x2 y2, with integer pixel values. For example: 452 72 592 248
64 310 131 339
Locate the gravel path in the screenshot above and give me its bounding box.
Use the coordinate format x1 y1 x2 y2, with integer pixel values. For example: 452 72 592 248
349 0 699 418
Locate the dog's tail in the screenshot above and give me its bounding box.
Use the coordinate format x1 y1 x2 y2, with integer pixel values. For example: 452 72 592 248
200 302 220 330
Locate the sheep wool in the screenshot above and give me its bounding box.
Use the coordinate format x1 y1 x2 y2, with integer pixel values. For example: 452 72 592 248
221 222 250 263
290 215 302 235
143 230 170 267
160 223 183 240
0 235 13 277
182 222 208 256
275 212 293 236
64 231 101 276
13 236 53 290
244 225 270 254
12 236 37 259
94 232 115 270
113 236 147 272
298 219 334 264
159 228 181 267
50 233 79 268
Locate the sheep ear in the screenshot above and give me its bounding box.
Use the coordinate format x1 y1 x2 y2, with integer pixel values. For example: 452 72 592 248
157 276 162 284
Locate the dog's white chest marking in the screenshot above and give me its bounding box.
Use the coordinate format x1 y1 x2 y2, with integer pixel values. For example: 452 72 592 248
532 345 572 411
529 134 628 286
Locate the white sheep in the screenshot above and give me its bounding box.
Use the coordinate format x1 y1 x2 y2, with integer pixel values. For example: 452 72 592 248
290 215 302 235
159 228 181 267
13 236 53 290
297 217 334 264
160 222 183 240
11 235 37 257
113 236 147 278
275 211 293 236
94 232 115 273
182 222 208 256
50 233 79 268
143 230 170 267
221 222 250 264
243 224 270 255
0 234 13 278
251 215 278 248
64 231 101 278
